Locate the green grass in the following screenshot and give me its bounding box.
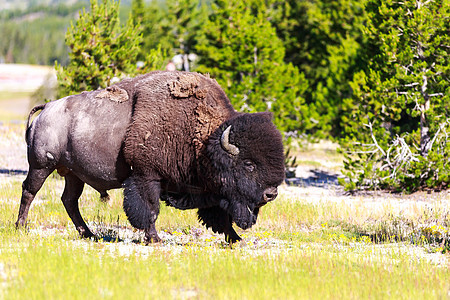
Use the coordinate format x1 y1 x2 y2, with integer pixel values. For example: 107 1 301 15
0 91 33 121
0 177 449 299
0 91 32 101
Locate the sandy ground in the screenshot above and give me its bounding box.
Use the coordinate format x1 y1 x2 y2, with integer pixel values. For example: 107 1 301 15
0 123 28 174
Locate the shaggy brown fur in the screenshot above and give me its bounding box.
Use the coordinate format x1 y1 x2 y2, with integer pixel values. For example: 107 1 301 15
122 71 235 183
120 72 239 237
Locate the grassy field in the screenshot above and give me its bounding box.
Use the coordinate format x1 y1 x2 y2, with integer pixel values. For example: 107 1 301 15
0 94 449 299
0 175 449 299
0 91 32 121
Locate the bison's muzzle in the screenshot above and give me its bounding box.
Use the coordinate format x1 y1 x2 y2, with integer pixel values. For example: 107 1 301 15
262 186 278 204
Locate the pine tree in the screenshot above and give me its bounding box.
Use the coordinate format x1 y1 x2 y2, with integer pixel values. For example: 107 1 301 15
56 0 164 97
194 0 312 137
161 0 208 71
131 0 145 25
266 0 368 137
340 0 450 191
136 0 208 70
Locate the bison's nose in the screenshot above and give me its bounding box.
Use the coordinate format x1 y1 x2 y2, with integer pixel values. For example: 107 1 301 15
263 187 278 203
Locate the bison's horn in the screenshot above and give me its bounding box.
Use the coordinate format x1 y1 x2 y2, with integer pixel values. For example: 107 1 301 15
221 125 240 155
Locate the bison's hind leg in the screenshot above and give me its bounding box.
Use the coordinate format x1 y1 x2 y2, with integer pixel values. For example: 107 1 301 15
197 207 241 244
61 172 94 239
16 167 55 228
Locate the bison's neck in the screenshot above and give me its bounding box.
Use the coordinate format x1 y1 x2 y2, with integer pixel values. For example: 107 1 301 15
122 72 235 185
192 100 232 162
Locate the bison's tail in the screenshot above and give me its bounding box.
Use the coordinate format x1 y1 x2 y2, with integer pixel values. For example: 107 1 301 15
25 104 46 144
26 104 45 129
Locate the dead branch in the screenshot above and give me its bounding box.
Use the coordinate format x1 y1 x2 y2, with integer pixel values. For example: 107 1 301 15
364 120 386 156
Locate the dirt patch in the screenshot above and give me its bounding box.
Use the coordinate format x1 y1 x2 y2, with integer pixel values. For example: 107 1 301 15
168 73 206 99
96 86 129 103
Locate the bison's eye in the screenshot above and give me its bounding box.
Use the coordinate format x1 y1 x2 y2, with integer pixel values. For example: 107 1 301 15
243 160 255 172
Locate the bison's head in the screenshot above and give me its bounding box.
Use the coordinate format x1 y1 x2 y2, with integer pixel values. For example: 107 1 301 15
202 112 285 230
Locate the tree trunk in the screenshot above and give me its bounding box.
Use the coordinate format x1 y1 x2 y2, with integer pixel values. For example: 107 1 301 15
420 74 430 157
420 108 430 157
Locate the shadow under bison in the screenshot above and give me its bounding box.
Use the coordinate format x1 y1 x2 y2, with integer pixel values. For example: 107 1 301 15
285 169 339 188
0 168 27 175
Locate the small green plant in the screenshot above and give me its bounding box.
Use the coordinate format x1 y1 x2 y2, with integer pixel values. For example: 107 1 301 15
284 143 298 178
412 224 450 254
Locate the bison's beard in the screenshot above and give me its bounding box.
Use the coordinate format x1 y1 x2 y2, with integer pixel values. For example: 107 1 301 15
219 199 259 230
159 183 260 230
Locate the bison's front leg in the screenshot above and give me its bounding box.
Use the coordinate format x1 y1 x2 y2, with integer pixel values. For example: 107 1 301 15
123 174 161 243
161 190 221 210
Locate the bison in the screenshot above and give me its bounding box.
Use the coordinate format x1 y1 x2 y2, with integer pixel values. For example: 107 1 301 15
16 71 285 243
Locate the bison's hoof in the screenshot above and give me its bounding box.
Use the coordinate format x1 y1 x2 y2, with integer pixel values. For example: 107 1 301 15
77 226 95 239
100 192 110 202
15 220 25 228
225 233 242 244
144 235 162 244
144 227 162 244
